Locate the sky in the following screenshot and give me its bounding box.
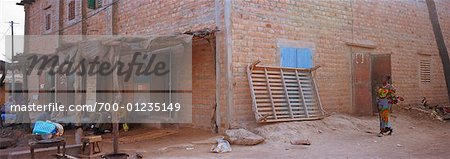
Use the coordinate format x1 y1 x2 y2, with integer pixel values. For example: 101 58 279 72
0 0 24 62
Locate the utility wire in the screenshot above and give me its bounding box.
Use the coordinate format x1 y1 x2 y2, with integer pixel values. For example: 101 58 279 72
0 27 11 42
0 26 11 59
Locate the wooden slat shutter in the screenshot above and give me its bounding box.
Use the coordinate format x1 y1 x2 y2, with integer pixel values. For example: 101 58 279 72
68 1 75 20
296 48 313 68
281 47 297 68
88 0 96 9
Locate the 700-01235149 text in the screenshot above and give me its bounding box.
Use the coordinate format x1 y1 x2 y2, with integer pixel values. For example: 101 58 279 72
9 102 182 112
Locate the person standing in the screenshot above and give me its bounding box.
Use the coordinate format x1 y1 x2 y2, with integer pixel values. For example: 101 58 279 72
376 76 403 137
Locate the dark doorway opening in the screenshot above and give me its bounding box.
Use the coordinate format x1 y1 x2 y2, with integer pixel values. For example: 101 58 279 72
370 54 391 114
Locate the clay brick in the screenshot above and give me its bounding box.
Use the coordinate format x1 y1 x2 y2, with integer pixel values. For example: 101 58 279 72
23 0 450 130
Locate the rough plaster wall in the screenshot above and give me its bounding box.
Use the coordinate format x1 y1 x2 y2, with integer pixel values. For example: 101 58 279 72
214 0 232 131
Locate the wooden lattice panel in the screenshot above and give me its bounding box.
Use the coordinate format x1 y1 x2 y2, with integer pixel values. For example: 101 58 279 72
247 62 324 123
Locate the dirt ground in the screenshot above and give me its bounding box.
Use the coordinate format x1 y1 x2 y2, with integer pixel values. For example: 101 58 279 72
1 107 449 158
99 108 450 159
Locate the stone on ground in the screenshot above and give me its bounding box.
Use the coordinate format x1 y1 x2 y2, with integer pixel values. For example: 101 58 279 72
224 128 264 146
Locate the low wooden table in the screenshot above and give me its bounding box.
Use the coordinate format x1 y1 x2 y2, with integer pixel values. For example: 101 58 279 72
80 135 103 159
29 137 66 159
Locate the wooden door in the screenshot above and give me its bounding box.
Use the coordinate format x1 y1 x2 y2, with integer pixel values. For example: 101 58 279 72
352 53 372 115
371 54 392 114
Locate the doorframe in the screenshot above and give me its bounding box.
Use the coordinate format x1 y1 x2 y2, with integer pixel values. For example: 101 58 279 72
351 52 372 115
351 53 392 115
370 54 392 115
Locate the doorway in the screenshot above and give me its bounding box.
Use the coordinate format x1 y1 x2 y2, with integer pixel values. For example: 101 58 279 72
352 53 391 115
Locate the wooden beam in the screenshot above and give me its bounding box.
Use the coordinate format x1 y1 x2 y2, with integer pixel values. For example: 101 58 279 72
280 69 294 118
295 70 309 118
252 64 320 72
81 0 87 39
247 64 261 122
311 73 325 116
346 40 377 49
224 0 233 129
426 0 450 102
264 67 277 120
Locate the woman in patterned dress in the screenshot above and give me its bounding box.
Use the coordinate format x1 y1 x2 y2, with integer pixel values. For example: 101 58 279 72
376 76 403 137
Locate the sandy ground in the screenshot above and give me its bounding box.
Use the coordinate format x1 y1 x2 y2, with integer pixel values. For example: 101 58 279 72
97 108 450 159
1 108 449 158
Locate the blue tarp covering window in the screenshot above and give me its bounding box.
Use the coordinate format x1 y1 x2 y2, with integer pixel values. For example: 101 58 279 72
280 47 313 68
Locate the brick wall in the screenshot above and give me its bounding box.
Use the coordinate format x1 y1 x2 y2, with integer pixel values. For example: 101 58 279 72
229 0 450 127
192 38 216 129
115 0 216 35
27 0 60 35
24 0 220 129
23 0 450 130
114 0 219 129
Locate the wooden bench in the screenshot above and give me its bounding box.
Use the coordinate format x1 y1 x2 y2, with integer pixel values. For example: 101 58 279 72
80 135 103 159
29 137 66 159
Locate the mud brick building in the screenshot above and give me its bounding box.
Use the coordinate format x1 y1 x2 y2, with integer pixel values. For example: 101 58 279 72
18 0 450 131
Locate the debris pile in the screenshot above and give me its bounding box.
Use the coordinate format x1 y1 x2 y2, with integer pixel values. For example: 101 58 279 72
434 106 450 120
253 114 377 143
404 98 450 121
224 128 264 146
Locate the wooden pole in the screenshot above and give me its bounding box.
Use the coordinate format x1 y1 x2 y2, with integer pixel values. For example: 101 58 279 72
21 66 31 129
111 0 120 154
74 49 83 144
0 60 5 87
426 0 450 102
112 47 120 154
112 115 119 153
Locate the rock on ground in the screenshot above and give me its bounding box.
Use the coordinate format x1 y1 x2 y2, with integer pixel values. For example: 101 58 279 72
225 128 264 146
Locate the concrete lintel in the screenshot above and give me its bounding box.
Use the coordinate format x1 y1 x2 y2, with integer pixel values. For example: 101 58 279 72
346 40 377 49
277 39 316 49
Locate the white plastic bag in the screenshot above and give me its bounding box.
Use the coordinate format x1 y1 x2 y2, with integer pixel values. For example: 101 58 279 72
210 139 232 153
